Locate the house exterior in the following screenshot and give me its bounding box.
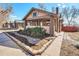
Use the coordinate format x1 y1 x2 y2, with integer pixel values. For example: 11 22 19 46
23 7 63 36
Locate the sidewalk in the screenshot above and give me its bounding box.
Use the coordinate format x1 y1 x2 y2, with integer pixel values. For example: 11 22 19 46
0 45 26 56
41 32 64 56
0 29 19 33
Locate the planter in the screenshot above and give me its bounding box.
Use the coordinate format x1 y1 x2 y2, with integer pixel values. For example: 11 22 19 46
5 33 55 55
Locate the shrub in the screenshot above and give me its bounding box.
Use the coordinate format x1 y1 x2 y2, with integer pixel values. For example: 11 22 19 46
25 27 47 38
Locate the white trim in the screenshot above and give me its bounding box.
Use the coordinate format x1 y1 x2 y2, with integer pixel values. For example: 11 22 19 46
32 11 38 18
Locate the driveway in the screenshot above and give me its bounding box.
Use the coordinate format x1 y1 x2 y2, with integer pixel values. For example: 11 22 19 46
0 32 27 56
0 33 20 49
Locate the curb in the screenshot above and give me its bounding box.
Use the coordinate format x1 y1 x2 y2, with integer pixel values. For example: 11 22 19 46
5 33 53 55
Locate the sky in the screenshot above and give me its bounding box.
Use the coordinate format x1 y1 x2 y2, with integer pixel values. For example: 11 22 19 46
11 3 57 20
4 3 79 25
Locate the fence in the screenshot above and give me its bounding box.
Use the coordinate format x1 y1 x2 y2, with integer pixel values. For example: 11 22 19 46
62 26 78 32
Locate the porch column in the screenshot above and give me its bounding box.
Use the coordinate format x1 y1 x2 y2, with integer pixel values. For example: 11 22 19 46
40 21 43 27
27 22 30 26
59 19 63 32
58 19 60 32
24 20 27 29
57 17 60 32
49 17 54 36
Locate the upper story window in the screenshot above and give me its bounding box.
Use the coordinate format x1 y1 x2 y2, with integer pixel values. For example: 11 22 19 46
32 12 37 17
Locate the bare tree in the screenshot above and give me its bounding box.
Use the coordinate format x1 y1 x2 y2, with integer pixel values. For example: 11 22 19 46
62 6 79 25
0 4 13 28
51 6 56 13
38 3 47 10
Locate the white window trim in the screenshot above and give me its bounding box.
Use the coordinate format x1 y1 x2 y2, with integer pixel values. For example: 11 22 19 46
32 11 38 17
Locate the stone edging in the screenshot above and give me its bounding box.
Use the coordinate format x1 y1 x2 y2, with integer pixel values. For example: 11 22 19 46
5 33 54 55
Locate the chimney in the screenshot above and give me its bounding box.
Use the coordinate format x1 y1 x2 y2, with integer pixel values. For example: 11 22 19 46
56 7 59 14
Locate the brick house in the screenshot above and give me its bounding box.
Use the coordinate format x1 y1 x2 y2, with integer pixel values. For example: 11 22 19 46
23 7 63 36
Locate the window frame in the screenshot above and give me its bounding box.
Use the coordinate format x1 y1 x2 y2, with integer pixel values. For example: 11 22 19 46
32 12 38 17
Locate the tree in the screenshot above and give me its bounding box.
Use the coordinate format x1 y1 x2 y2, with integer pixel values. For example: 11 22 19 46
62 6 79 25
38 3 47 10
0 4 13 28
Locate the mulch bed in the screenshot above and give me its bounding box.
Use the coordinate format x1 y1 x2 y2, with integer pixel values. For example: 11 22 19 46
17 31 50 39
7 32 50 50
60 39 79 56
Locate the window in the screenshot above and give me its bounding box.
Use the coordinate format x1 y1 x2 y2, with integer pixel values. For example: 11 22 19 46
32 12 37 17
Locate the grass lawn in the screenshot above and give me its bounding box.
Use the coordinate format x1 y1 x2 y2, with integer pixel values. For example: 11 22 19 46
68 32 79 41
60 39 79 56
60 32 79 56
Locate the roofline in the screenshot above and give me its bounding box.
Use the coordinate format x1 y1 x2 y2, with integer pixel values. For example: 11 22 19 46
22 7 55 20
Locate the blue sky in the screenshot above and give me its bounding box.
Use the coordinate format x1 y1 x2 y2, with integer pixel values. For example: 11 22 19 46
11 3 56 20
10 3 79 21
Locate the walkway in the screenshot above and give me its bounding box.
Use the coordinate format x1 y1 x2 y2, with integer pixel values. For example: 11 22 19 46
0 33 26 56
41 32 64 56
0 29 19 33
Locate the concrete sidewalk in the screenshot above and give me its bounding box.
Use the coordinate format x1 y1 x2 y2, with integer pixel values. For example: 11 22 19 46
41 32 64 56
0 29 19 33
0 45 26 56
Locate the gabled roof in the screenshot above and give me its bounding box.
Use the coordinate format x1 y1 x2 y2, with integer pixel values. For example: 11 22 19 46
23 7 57 20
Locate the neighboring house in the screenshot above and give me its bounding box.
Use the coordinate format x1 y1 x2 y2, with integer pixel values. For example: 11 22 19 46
3 20 24 29
23 7 63 36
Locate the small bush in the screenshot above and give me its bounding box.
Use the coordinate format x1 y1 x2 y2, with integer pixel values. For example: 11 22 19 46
25 27 47 38
18 27 49 38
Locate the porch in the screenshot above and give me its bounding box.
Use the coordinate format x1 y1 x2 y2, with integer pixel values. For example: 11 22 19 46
25 16 51 34
25 15 60 36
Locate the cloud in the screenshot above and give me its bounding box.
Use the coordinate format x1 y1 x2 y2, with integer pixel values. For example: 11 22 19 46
10 15 17 18
62 5 66 8
9 15 21 21
57 4 61 7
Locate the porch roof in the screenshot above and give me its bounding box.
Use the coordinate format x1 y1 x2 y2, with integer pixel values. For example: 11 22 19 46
26 15 58 21
26 15 50 21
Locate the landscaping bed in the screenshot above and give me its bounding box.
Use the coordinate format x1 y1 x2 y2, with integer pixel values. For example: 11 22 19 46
60 39 79 56
7 32 53 50
17 27 50 39
6 27 55 55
